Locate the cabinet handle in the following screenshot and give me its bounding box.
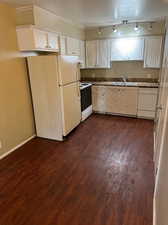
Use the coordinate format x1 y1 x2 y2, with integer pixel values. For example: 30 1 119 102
157 106 163 111
46 45 52 49
76 71 79 81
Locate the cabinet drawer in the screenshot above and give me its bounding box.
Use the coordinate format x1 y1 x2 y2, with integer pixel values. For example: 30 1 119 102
138 110 155 119
139 88 158 95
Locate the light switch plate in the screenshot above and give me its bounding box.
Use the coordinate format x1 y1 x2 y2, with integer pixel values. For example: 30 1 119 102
0 140 2 149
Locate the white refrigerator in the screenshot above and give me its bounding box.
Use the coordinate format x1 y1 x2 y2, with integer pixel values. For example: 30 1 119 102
27 55 81 141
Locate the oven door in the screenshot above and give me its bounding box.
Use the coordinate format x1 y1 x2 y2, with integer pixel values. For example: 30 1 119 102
80 86 92 112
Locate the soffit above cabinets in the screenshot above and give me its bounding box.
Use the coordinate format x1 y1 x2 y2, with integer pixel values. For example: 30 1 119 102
1 0 168 27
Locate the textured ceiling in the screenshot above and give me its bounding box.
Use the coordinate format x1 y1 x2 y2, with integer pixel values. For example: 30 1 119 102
2 0 168 26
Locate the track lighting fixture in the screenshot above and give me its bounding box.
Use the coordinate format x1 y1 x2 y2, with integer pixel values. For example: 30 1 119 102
122 20 128 25
97 27 102 35
112 25 117 33
134 22 139 31
149 22 153 31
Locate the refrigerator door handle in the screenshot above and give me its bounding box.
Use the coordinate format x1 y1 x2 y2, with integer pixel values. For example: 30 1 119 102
76 83 80 97
76 71 79 81
78 85 80 98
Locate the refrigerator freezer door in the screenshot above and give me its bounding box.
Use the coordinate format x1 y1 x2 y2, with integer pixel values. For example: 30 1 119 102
61 82 81 136
58 55 80 85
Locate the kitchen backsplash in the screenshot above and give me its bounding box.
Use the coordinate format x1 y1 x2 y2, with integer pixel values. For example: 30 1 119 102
80 61 160 80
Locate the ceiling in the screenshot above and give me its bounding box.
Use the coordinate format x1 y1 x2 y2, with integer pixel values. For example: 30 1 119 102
2 0 168 27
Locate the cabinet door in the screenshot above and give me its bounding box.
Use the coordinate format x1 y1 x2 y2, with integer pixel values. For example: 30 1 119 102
144 36 162 68
111 38 144 61
106 87 138 115
111 39 122 61
129 38 144 60
138 88 158 111
60 36 67 55
61 82 81 136
137 88 158 119
92 86 107 112
34 29 48 49
47 32 59 51
67 37 80 55
120 87 138 115
106 87 121 113
97 39 111 68
79 40 86 68
86 40 97 68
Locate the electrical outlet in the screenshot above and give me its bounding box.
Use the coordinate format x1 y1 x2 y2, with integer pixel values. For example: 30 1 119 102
0 140 2 149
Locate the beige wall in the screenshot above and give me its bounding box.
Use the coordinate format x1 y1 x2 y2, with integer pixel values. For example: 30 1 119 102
16 5 85 40
0 3 35 157
81 61 160 79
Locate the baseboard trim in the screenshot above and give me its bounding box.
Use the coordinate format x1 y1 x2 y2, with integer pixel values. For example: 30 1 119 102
0 135 36 160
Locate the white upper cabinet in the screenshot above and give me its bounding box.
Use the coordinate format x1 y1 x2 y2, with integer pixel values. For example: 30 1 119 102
33 29 48 49
79 40 86 68
66 37 80 56
97 39 111 68
59 36 67 55
86 40 97 68
111 37 144 61
16 26 59 52
47 32 59 50
86 40 111 68
144 36 162 68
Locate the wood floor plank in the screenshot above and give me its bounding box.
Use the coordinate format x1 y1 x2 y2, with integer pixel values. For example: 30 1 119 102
0 115 154 225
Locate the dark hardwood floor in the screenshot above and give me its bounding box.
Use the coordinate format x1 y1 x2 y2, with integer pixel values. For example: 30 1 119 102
0 114 154 225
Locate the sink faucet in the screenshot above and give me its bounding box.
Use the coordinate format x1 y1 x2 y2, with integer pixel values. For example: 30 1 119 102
121 75 127 83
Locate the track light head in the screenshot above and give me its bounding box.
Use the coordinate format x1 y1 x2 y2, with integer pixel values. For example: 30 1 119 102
134 23 139 31
122 20 128 25
97 27 102 35
112 25 117 33
149 22 153 31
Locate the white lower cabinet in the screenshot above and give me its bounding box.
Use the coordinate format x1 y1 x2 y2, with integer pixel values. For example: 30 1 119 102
92 86 138 116
137 88 158 119
92 86 107 112
92 85 158 119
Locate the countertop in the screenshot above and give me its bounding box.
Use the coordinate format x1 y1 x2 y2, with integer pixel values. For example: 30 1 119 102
81 78 159 88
